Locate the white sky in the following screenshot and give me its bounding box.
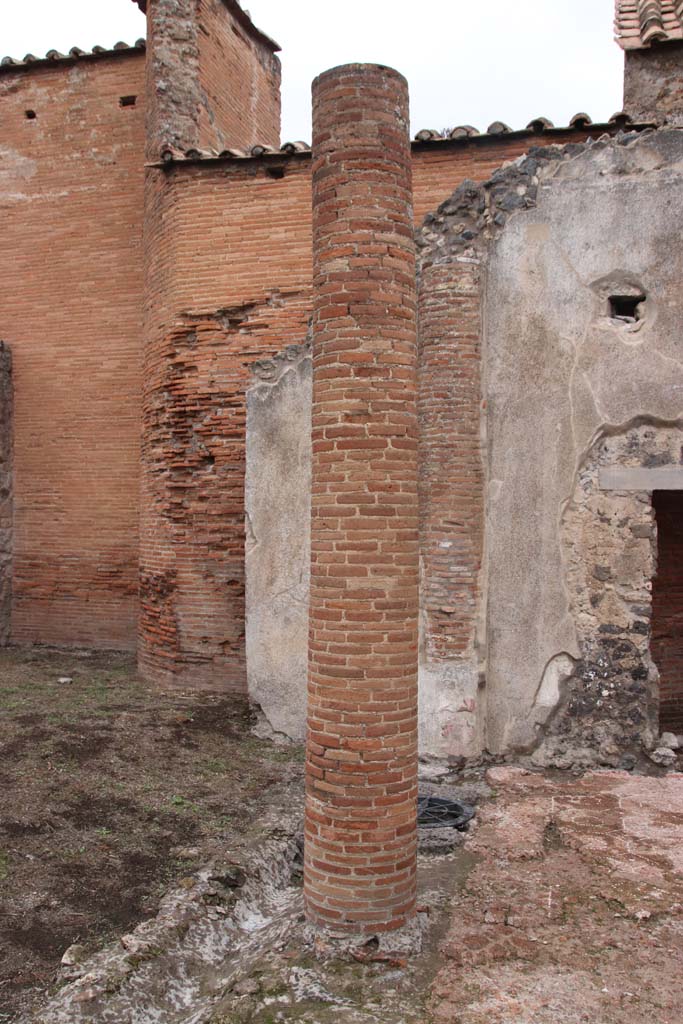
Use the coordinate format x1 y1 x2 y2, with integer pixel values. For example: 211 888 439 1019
2 0 624 142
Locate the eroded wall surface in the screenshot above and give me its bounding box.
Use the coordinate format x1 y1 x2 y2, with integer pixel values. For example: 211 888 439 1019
139 158 314 689
485 129 683 761
624 43 683 126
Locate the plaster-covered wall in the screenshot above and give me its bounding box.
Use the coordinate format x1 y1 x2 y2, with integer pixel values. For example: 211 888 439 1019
484 129 683 759
245 344 311 739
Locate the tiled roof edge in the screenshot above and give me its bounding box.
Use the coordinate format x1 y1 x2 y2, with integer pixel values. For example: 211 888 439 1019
0 39 146 73
156 116 654 166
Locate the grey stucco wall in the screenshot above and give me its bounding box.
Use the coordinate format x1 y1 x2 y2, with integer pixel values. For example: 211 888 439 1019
245 344 312 740
484 129 683 754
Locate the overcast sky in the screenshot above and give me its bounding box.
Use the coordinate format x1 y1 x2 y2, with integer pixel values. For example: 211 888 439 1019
3 0 624 141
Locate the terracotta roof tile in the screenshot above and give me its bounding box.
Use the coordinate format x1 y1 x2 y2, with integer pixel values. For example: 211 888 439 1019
526 117 555 132
448 125 480 139
487 120 513 134
615 1 683 49
0 39 145 72
155 116 655 166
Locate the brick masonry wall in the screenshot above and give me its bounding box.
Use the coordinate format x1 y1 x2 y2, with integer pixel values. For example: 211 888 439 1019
197 0 281 151
0 26 631 668
138 127 630 687
138 0 287 687
417 259 484 662
0 344 12 645
304 64 419 932
652 490 683 733
138 157 313 688
0 53 146 649
145 0 280 157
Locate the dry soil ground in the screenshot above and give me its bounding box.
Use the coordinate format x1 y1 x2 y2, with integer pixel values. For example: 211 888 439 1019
0 647 304 1021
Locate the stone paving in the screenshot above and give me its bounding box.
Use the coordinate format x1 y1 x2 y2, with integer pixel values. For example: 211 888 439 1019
428 767 683 1024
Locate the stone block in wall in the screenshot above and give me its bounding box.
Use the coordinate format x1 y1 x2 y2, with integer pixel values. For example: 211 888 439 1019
245 343 312 740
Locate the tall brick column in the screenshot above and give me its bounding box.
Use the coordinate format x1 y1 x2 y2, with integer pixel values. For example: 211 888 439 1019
305 64 419 933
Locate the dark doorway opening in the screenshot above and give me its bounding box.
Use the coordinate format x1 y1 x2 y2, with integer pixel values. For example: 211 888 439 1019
652 490 683 734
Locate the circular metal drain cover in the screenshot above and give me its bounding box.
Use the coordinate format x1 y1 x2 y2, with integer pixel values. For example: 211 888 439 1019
417 795 475 831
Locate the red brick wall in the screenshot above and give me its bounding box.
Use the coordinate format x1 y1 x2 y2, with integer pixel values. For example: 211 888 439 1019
652 490 683 733
0 345 12 645
305 63 418 933
138 157 313 688
0 30 631 673
145 0 280 158
197 0 281 151
0 53 146 649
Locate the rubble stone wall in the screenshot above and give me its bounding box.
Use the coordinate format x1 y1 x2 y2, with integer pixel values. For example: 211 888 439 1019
535 423 681 767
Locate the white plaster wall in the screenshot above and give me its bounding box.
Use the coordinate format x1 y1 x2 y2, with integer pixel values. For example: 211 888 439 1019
484 129 683 753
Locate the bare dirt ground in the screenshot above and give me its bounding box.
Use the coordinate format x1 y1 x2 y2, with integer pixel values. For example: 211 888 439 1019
428 766 683 1024
0 647 304 1022
2 647 682 1024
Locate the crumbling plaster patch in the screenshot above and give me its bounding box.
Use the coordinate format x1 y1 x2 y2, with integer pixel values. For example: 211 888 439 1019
625 43 683 127
484 128 683 758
